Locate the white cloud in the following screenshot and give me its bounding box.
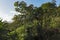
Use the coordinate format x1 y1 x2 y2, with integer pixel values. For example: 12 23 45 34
10 11 21 15
0 11 23 22
0 11 14 22
10 11 24 15
0 11 12 22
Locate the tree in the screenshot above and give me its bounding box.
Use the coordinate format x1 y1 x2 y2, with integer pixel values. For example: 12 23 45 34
4 0 60 40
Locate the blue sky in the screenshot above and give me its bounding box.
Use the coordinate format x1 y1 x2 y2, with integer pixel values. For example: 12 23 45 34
0 0 60 22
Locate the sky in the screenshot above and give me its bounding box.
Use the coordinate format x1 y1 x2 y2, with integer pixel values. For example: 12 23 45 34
0 0 60 22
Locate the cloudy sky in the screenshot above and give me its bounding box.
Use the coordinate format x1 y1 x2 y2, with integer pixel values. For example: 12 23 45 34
0 0 60 22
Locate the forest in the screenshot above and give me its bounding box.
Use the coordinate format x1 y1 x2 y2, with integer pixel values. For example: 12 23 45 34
0 0 60 40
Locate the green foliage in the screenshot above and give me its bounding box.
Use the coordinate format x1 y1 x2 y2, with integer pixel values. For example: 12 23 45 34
41 2 55 9
1 0 60 40
10 1 60 40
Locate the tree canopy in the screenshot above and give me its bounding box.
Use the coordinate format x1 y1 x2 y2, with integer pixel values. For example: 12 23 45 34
0 0 60 40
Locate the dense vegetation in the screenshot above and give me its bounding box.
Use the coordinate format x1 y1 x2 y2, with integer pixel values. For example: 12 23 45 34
0 0 60 40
